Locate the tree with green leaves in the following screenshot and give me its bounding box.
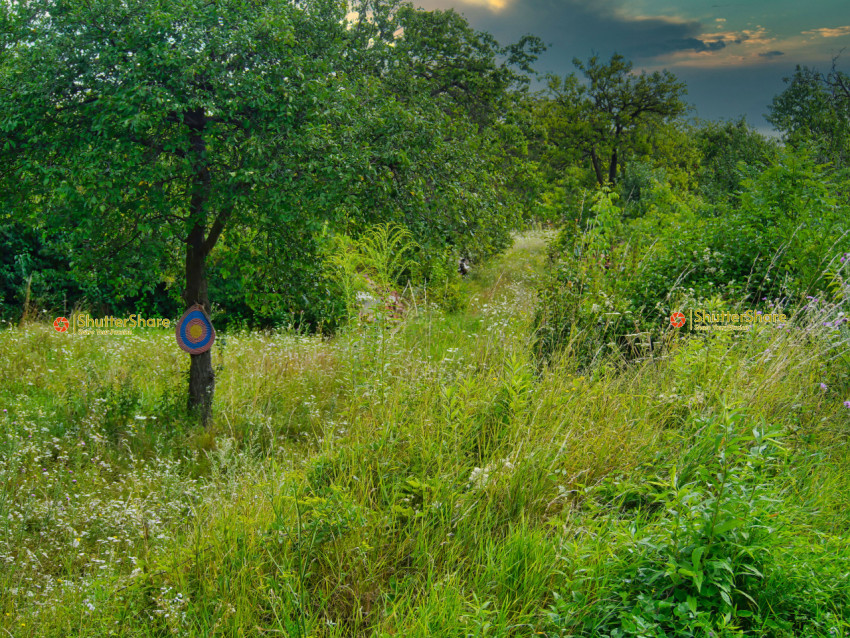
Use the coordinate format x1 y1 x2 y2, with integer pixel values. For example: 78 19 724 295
0 0 361 423
1 0 541 424
542 53 688 186
767 62 850 167
692 118 777 203
337 0 544 247
385 5 544 127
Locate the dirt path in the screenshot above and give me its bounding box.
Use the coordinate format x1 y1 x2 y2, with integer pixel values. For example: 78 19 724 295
463 230 554 322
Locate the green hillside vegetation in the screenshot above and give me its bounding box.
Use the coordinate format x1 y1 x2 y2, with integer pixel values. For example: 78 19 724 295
1 0 850 635
1 231 849 636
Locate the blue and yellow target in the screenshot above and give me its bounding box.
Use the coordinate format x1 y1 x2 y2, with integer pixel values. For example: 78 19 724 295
175 304 216 354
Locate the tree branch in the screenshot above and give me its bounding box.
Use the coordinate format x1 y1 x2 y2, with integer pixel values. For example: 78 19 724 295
203 204 235 256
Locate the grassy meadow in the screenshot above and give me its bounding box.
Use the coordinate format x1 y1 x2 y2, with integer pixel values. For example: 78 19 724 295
1 232 849 637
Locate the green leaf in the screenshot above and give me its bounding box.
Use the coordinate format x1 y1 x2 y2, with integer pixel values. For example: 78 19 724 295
693 570 704 593
692 546 705 570
713 518 745 535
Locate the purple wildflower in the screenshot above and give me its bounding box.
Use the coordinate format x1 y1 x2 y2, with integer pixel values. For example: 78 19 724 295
820 383 828 391
844 401 850 409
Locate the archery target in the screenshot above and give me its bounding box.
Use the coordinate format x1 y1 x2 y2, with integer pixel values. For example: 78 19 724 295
175 304 216 354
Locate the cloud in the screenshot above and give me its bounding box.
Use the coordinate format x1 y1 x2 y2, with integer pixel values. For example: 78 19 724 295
640 36 727 57
452 0 510 10
687 38 728 52
802 26 850 38
416 0 734 61
409 0 846 133
738 27 774 46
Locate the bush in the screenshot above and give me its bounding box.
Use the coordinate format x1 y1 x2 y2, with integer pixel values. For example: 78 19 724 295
693 118 778 204
0 221 180 322
532 258 639 369
533 188 648 369
534 147 850 374
547 414 850 637
626 149 847 315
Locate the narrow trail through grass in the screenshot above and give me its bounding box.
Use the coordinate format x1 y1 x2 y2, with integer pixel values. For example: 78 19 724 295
464 231 552 314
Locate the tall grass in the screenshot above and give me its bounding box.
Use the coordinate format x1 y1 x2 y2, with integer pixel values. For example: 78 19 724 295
0 232 848 637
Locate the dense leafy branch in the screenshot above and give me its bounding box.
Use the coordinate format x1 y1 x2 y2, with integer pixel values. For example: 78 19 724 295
541 53 687 186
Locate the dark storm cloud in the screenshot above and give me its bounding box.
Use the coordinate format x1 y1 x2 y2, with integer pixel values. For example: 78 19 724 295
416 0 731 64
641 36 727 57
758 50 785 58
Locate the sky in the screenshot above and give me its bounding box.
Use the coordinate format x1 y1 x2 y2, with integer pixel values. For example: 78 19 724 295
412 0 850 134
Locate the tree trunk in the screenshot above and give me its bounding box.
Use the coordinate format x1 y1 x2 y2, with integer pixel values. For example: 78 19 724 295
608 148 618 185
184 222 215 426
589 148 605 186
184 108 215 426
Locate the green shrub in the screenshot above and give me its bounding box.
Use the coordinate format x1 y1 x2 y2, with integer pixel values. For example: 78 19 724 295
626 149 847 314
532 258 639 369
533 188 648 369
406 242 468 314
693 118 778 204
548 413 850 637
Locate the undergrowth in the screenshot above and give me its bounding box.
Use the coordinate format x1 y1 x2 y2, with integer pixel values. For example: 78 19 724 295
0 232 848 637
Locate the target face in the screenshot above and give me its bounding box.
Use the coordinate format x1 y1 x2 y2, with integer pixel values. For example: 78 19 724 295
175 304 216 354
